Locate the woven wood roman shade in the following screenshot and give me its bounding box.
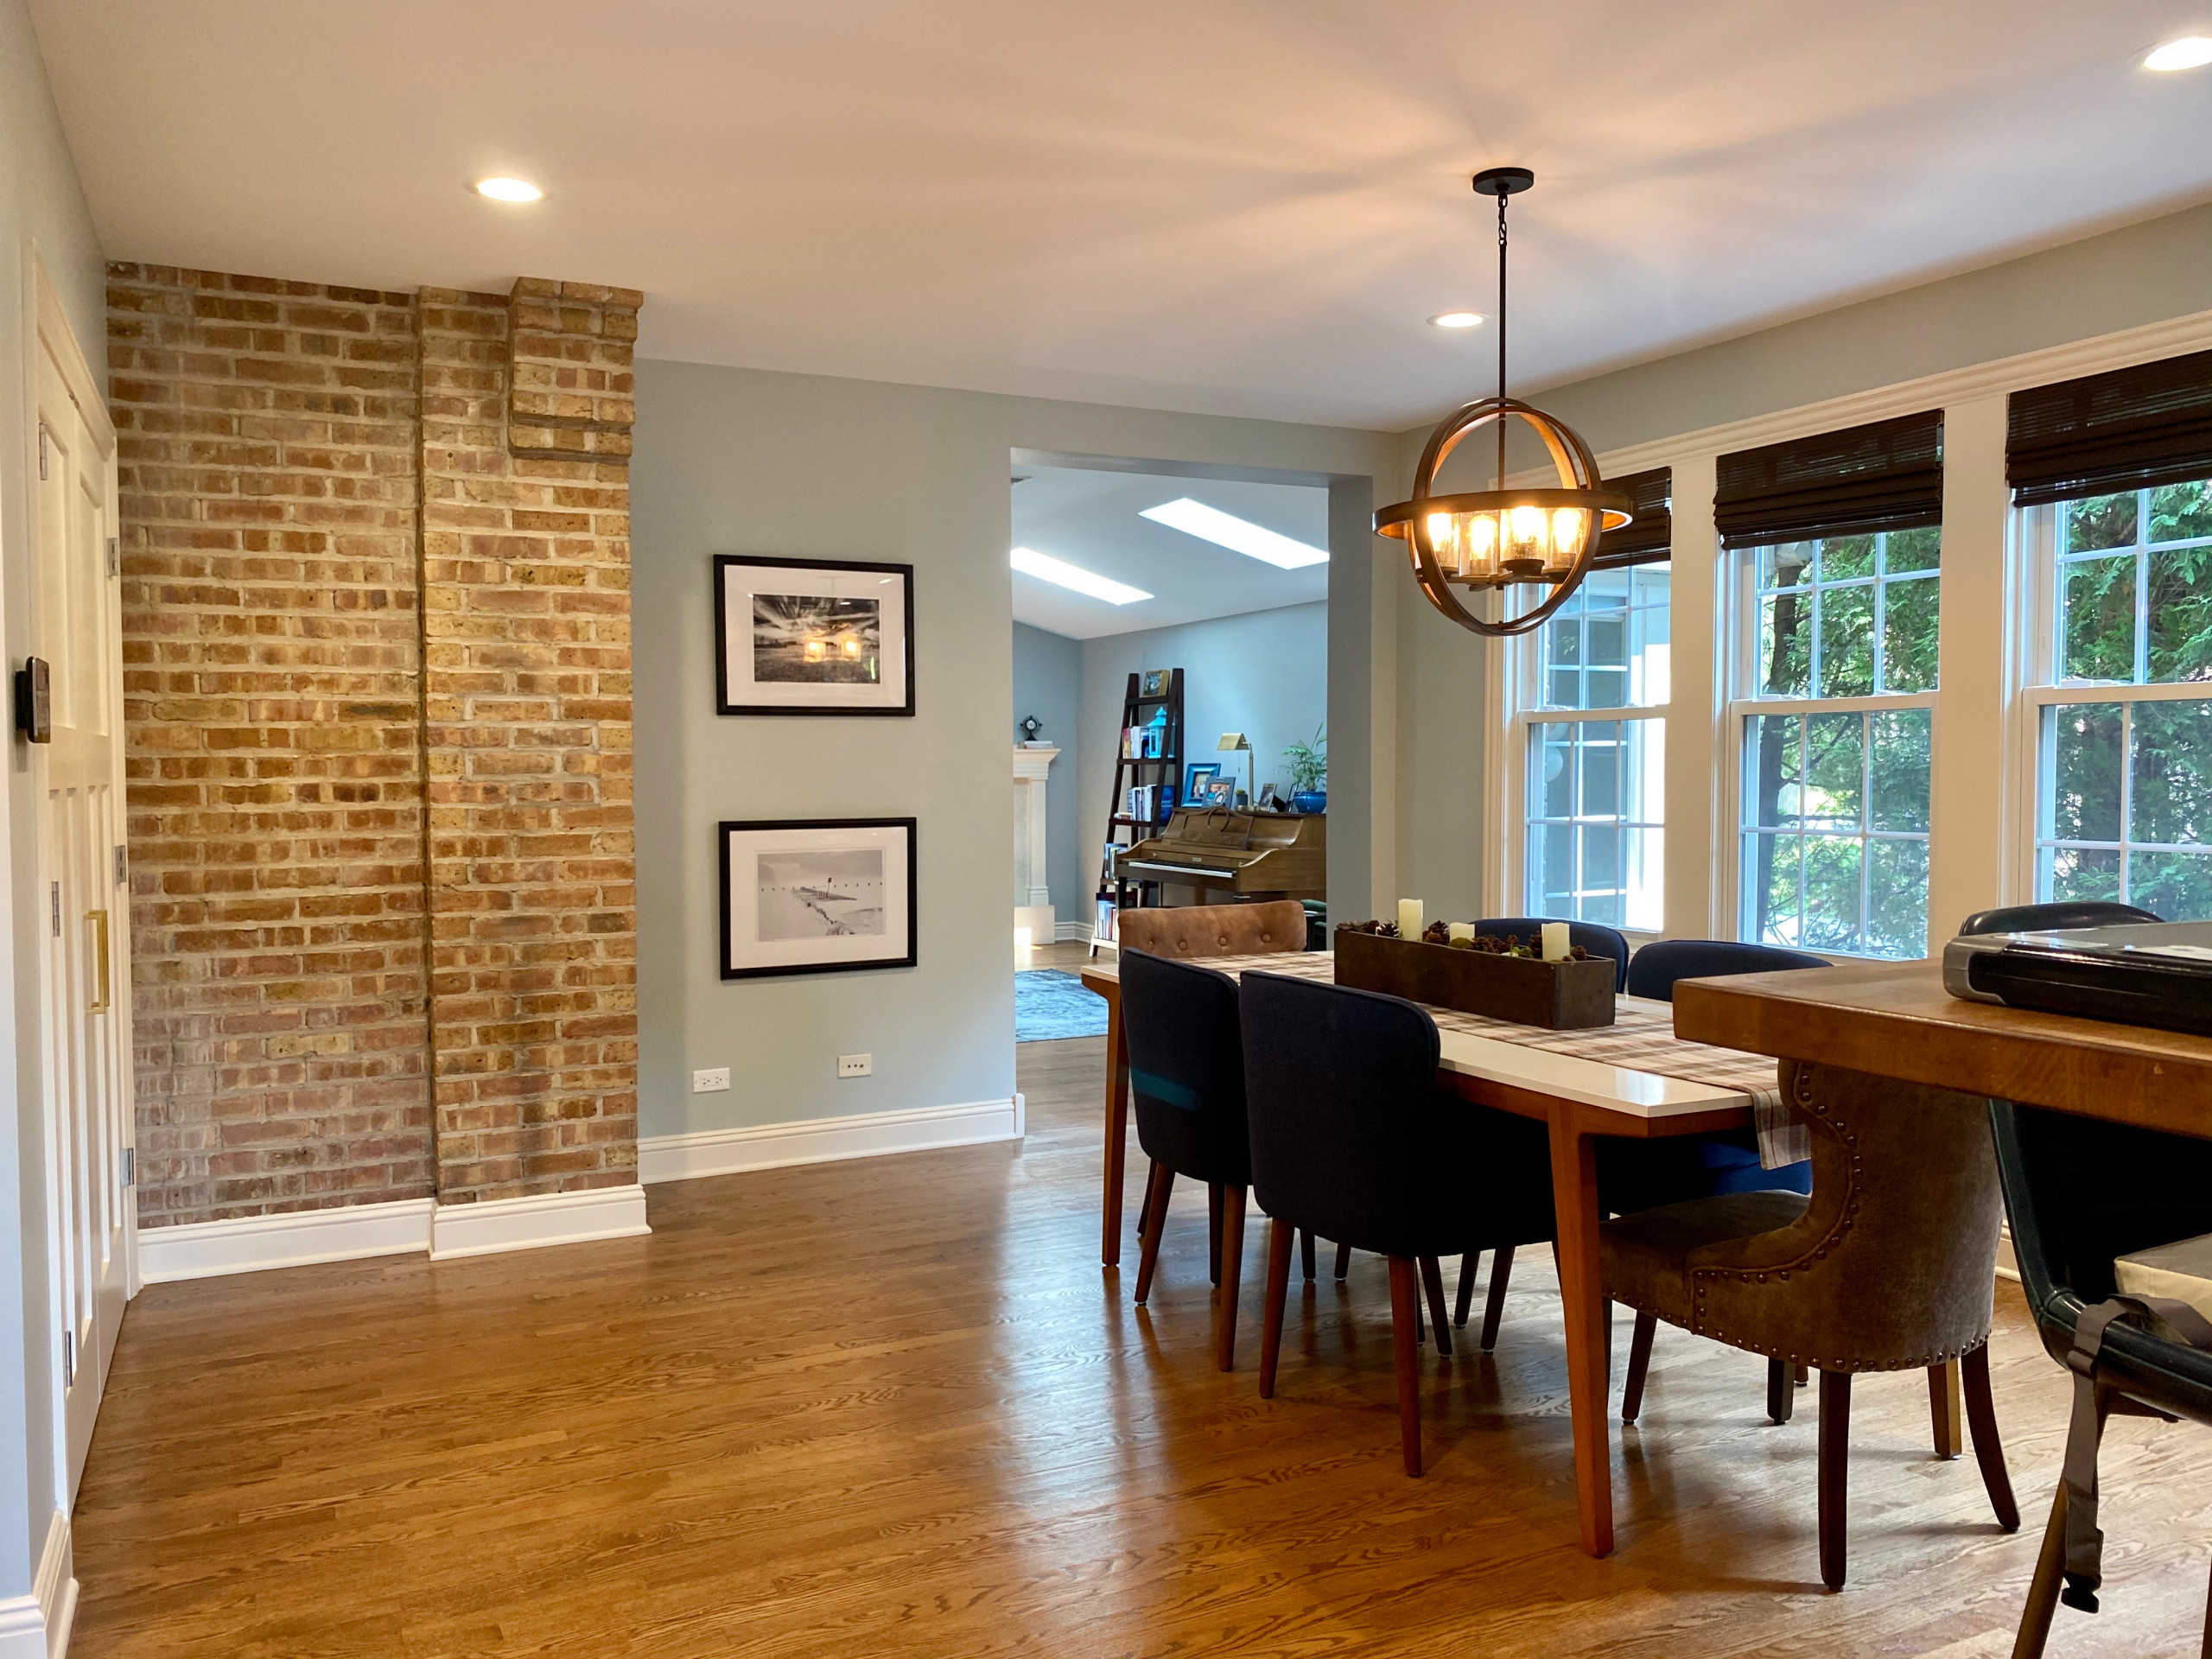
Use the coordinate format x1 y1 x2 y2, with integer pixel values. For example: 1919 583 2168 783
1714 411 1944 550
1591 467 1672 569
2007 348 2212 507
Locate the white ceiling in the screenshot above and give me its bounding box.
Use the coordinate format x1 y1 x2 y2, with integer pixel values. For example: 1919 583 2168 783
30 2 2212 429
1012 469 1328 639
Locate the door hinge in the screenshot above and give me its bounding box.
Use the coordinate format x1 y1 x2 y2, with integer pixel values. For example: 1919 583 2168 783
49 882 60 938
60 1329 73 1388
37 422 49 482
106 537 118 578
114 844 127 887
121 1146 135 1187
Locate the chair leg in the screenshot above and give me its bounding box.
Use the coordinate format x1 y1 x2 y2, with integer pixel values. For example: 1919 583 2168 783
1300 1227 1317 1282
2012 1479 2069 1659
1479 1244 1515 1351
1818 1370 1851 1590
1796 1362 1809 1387
1768 1357 1794 1424
1333 1241 1351 1280
1257 1217 1294 1399
1621 1312 1656 1423
1216 1186 1248 1371
1929 1358 1963 1459
1961 1342 2019 1531
1418 1255 1452 1357
1133 1162 1174 1305
1208 1183 1224 1287
1454 1252 1478 1327
1388 1255 1424 1477
1135 1161 1160 1246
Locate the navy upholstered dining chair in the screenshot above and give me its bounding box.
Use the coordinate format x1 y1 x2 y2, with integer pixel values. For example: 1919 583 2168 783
1238 969 1556 1476
1475 917 1631 990
1119 949 1258 1370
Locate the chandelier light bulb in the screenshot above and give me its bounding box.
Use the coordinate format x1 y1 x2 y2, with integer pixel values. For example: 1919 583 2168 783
2145 36 2212 70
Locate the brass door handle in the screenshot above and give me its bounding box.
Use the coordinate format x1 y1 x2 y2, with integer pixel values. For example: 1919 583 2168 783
86 909 109 1014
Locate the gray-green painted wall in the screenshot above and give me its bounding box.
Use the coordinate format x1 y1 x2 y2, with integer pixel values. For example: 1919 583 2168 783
630 359 1393 1142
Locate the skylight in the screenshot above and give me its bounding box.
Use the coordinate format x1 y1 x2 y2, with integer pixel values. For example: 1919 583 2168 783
1138 498 1329 569
1010 547 1152 605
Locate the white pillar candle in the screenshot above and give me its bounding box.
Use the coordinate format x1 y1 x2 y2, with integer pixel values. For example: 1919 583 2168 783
1447 922 1474 944
1541 921 1570 962
1396 899 1424 938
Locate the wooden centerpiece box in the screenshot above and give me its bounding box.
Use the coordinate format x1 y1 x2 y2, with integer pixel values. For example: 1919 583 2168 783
1333 929 1616 1030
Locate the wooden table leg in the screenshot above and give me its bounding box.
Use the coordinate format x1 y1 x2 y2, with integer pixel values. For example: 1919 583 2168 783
1101 987 1130 1267
1547 1108 1613 1557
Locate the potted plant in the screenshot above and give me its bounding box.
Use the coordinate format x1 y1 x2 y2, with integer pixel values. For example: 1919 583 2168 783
1284 726 1326 814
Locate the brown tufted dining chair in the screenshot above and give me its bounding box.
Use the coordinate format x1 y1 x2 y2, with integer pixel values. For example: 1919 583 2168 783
1115 899 1309 961
1115 900 1324 1285
1600 1059 2020 1589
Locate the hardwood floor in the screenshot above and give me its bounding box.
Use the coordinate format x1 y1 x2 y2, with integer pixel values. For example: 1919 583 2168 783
72 1035 2211 1657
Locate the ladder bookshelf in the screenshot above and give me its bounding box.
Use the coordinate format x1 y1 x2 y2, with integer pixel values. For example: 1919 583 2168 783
1094 668 1184 949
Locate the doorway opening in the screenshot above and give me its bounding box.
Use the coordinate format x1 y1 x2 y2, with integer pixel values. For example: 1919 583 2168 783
1007 451 1330 1041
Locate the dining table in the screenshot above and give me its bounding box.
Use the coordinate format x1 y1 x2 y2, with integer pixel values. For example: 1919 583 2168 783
1079 946 1794 1560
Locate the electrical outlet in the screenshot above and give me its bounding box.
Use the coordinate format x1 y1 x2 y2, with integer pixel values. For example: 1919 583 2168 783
837 1053 872 1078
691 1067 731 1093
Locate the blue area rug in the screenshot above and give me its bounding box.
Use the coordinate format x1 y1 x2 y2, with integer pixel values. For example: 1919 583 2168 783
1016 969 1109 1042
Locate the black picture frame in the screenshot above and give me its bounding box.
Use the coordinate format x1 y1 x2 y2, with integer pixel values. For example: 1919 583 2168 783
719 817 918 980
713 555 916 717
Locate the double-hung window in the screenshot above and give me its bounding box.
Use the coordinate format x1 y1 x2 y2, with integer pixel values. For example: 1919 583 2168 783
1719 412 1944 958
2024 478 2212 914
1522 564 1669 930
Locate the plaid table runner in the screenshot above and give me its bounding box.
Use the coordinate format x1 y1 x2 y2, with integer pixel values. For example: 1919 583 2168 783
1197 951 1807 1168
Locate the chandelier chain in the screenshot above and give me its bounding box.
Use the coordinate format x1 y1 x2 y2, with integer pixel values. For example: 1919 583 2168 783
1496 186 1509 491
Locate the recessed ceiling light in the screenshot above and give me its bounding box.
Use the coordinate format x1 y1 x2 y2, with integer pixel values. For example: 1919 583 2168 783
473 176 544 202
1139 498 1329 570
1429 311 1485 328
1010 547 1152 605
2145 35 2212 69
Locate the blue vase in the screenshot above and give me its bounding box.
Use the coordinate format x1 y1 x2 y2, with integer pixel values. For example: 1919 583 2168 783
1291 790 1326 815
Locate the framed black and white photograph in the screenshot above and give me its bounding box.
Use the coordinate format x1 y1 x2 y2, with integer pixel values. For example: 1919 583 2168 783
714 556 914 716
720 817 918 979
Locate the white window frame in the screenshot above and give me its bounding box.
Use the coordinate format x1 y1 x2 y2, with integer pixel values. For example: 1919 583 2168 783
2012 491 2212 908
1722 540 1940 958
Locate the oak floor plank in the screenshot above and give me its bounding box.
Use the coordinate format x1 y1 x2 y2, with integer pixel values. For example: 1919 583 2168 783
69 1027 2212 1657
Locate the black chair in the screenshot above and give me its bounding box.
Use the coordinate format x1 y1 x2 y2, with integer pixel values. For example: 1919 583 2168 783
1957 899 2161 937
1121 949 1259 1370
1476 916 1631 990
1239 970 1556 1476
1990 1102 2212 1655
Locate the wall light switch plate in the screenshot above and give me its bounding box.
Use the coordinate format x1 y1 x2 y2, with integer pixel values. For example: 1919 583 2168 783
837 1053 872 1078
692 1067 731 1093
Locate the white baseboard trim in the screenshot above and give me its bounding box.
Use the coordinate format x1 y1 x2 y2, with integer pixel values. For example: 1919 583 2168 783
139 1198 437 1284
639 1096 1025 1184
138 1184 654 1281
0 1510 73 1658
429 1185 652 1262
1053 920 1093 943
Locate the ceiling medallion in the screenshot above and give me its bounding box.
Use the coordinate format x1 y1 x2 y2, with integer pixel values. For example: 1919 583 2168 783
1376 167 1630 638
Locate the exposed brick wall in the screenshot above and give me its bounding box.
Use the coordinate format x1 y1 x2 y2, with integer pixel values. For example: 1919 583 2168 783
112 265 640 1227
110 266 435 1224
418 282 640 1203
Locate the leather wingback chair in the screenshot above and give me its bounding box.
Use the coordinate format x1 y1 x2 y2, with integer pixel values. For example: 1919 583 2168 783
1958 900 2161 937
1120 950 1256 1369
1601 1059 2020 1587
1990 1102 2212 1655
1239 970 1556 1476
1116 899 1307 961
1476 917 1631 990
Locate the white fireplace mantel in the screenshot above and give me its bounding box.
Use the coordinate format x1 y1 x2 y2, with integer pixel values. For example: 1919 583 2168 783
1014 746 1059 938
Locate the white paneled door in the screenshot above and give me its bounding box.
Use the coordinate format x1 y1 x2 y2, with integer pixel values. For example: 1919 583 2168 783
33 268 133 1499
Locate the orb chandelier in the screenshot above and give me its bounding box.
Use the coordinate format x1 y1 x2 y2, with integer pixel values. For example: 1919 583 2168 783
1376 167 1631 638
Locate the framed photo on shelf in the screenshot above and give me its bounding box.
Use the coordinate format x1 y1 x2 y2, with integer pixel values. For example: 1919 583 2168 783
1199 778 1236 807
719 817 918 980
714 555 914 717
1183 761 1219 801
1141 668 1170 699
